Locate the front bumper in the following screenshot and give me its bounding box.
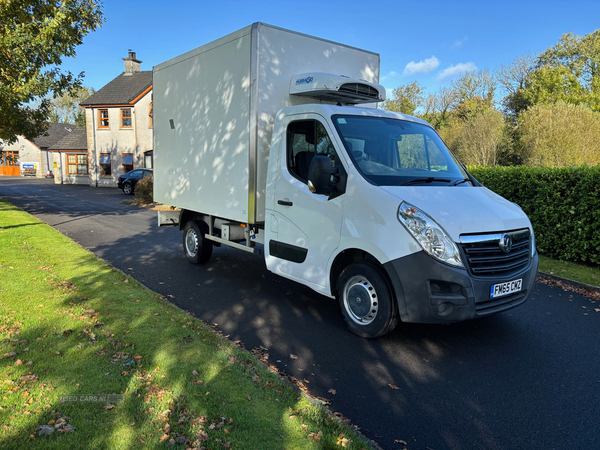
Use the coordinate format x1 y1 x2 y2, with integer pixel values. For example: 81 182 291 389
383 250 539 324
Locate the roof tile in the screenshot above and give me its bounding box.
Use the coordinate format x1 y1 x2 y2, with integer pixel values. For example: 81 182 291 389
80 71 153 106
48 126 87 151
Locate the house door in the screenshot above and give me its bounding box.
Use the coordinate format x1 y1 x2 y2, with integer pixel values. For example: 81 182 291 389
0 151 20 176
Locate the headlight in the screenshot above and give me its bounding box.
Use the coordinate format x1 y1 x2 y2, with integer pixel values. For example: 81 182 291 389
397 202 464 268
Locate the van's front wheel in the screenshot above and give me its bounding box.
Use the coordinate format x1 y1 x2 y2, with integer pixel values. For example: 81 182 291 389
337 263 398 338
183 220 212 264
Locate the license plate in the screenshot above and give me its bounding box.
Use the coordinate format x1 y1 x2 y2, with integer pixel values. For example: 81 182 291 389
490 279 522 298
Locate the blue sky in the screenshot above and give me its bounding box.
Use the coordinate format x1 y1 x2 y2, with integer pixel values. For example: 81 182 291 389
62 0 600 98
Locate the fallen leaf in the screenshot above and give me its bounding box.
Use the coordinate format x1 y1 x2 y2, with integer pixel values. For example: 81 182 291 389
388 384 401 390
290 354 299 360
192 370 199 376
160 434 169 442
328 389 337 395
15 360 22 366
102 404 115 410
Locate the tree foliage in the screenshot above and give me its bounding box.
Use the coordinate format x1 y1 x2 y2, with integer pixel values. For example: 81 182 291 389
46 86 95 126
496 53 536 117
453 109 506 166
0 0 104 145
450 70 496 121
382 81 424 116
517 102 600 167
506 30 600 115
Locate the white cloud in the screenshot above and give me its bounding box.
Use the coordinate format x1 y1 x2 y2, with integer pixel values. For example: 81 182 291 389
381 71 399 81
403 56 440 76
454 37 468 47
437 62 477 81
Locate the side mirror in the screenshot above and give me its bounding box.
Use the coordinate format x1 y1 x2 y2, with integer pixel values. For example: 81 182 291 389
307 155 338 195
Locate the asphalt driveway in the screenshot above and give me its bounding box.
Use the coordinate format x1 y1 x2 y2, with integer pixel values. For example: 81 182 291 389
1 176 599 450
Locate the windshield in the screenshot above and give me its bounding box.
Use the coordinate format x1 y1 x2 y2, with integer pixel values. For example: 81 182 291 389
332 115 470 186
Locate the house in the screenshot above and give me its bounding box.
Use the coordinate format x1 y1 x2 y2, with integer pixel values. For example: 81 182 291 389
49 126 89 184
0 123 74 177
79 51 153 187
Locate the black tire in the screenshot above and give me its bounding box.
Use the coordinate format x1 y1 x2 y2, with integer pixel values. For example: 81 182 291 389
183 220 213 264
337 262 398 338
123 182 133 195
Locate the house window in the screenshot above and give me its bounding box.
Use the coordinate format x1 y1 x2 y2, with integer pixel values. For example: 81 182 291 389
121 109 132 128
67 154 88 175
100 153 111 176
144 150 153 169
122 153 133 172
1 151 19 166
149 102 153 128
99 109 109 128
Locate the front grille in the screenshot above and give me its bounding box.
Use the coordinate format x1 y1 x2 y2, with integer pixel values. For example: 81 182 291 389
476 291 528 315
460 229 531 278
338 83 381 100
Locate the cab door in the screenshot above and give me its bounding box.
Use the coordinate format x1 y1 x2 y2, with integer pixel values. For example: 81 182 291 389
265 115 346 291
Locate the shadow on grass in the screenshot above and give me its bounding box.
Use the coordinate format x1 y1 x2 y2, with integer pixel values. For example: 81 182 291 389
5 188 591 449
0 223 43 230
0 253 357 449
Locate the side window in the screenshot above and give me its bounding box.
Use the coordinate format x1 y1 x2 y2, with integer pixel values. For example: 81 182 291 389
287 120 337 183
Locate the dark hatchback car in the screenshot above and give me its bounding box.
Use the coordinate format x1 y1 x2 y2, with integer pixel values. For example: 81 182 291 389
117 169 152 195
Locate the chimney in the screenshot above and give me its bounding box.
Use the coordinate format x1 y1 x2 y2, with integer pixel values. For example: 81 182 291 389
123 51 142 75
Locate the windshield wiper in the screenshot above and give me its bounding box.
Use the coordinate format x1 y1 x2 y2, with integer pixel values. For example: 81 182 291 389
401 177 452 186
451 178 471 186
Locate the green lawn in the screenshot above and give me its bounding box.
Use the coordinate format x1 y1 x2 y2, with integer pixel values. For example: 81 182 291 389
538 254 600 288
0 197 371 450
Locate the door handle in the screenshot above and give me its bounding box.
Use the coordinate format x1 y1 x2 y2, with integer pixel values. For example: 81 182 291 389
277 200 293 206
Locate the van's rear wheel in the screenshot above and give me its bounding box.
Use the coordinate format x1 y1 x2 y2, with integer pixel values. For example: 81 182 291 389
337 262 398 338
183 220 212 264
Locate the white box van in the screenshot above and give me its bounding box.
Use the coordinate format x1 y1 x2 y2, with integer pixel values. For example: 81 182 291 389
154 23 538 338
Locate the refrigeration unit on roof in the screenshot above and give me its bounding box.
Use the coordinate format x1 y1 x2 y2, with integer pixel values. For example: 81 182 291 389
289 73 386 105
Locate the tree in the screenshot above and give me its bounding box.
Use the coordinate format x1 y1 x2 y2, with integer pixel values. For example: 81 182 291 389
421 87 456 129
0 0 104 148
382 81 424 116
538 30 600 93
506 30 600 116
453 109 506 166
450 70 497 121
517 102 600 167
46 86 95 126
496 53 536 117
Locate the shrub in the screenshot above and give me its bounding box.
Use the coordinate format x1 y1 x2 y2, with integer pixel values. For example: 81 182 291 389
469 165 600 266
134 173 153 204
454 109 506 166
517 102 600 167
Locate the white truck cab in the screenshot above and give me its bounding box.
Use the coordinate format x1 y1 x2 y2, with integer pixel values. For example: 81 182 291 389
263 104 537 337
154 23 538 338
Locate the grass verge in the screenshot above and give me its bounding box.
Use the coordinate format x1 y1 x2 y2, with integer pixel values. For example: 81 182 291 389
0 197 371 450
538 254 600 288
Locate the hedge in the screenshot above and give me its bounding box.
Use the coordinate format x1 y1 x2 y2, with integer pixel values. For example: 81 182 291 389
468 166 600 266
